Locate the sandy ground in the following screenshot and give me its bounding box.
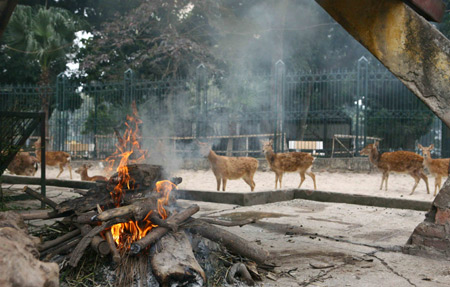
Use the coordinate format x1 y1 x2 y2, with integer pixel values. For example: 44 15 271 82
13 161 441 203
2 163 450 286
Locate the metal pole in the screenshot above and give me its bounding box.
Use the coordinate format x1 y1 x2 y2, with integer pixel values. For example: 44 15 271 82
40 112 46 209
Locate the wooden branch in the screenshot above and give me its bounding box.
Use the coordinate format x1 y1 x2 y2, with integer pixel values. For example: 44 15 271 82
22 186 57 209
40 237 81 258
186 220 269 265
68 218 127 267
105 230 120 263
151 232 206 286
75 211 98 224
17 210 60 220
93 196 158 222
38 229 81 252
129 204 200 255
1 174 97 189
76 224 110 257
199 217 256 227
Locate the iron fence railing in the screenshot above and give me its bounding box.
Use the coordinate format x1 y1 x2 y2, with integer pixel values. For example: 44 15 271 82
1 57 448 159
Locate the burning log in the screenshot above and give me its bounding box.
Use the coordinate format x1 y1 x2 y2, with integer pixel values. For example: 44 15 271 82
130 204 200 255
186 220 269 265
69 218 128 267
93 195 159 222
105 229 121 263
151 231 206 286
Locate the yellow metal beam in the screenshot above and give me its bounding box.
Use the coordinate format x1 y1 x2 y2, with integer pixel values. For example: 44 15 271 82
316 0 450 128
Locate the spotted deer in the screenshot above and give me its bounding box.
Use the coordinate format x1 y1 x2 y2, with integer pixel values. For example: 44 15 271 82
359 141 429 195
75 164 108 182
34 138 73 179
196 141 258 191
418 144 450 196
262 140 317 190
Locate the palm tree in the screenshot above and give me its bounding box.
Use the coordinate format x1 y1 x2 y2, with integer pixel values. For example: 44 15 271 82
4 5 81 136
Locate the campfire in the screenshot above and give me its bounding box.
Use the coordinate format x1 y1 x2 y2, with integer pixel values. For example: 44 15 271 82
15 102 273 286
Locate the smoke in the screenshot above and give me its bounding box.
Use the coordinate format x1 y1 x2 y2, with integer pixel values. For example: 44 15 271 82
135 1 369 172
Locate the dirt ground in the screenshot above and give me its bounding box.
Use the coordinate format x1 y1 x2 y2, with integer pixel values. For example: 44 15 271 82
3 163 449 286
31 162 440 202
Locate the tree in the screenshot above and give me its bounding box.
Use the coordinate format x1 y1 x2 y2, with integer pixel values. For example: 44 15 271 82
4 5 84 136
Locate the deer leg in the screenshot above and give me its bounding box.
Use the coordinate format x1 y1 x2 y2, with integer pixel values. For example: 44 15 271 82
216 177 221 191
298 172 306 189
67 163 73 179
56 164 64 178
243 176 255 191
418 170 429 194
306 171 317 190
274 173 279 189
409 171 421 195
279 173 284 189
384 172 389 191
222 179 227 191
435 176 442 196
379 173 385 190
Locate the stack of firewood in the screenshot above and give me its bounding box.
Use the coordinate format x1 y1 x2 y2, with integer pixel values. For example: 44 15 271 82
16 164 272 286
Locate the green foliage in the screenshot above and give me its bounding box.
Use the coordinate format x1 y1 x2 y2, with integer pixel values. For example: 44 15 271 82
82 103 122 135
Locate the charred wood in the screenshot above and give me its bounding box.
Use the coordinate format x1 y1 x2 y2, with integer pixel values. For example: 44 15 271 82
68 218 128 267
130 204 200 255
105 229 120 263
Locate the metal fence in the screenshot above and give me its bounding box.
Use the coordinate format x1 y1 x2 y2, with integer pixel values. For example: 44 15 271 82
1 57 447 159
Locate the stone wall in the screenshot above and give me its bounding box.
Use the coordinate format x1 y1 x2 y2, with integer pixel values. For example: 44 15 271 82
405 177 450 259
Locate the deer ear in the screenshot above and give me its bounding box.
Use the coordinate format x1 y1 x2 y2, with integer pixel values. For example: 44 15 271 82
374 141 379 148
418 143 423 149
430 144 434 150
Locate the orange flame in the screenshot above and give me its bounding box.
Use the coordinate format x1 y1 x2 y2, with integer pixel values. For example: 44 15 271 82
105 101 147 207
109 180 177 250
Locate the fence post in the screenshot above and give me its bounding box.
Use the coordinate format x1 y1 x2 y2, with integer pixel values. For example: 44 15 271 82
196 64 207 138
124 69 134 107
274 60 286 153
356 56 368 155
55 73 67 152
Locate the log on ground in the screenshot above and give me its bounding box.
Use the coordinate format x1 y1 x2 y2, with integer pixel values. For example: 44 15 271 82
151 231 206 286
186 220 269 265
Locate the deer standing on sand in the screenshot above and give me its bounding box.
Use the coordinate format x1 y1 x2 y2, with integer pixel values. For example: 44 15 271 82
262 140 317 190
197 141 258 191
7 151 39 176
418 144 450 196
34 138 73 179
359 141 429 195
75 164 108 182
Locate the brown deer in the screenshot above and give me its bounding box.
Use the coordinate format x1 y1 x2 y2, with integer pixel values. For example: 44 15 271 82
7 151 39 176
418 144 450 196
34 138 73 179
197 141 258 191
262 140 317 190
75 164 108 182
359 141 429 195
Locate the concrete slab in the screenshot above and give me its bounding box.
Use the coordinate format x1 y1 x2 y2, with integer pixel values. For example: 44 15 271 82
178 198 450 286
